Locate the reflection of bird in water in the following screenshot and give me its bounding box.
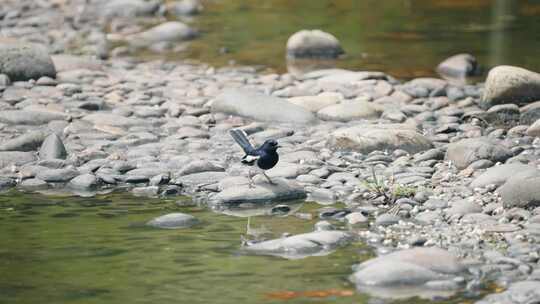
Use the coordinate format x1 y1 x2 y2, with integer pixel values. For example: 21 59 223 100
241 217 273 246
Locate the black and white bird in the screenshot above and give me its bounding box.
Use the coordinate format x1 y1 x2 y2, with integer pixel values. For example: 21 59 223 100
229 129 280 186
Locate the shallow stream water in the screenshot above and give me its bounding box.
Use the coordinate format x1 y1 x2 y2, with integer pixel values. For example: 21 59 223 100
0 191 490 304
154 0 540 78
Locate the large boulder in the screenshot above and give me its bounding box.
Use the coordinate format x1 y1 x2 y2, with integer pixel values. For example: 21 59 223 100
436 53 479 80
469 164 538 189
317 101 381 122
210 178 306 206
497 172 540 208
482 65 540 108
127 22 197 48
351 247 464 300
212 89 317 124
446 137 512 169
0 41 56 81
286 30 344 59
243 230 351 259
327 124 433 154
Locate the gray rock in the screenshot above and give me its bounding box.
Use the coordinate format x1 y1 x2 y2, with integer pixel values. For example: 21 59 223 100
424 198 448 210
68 174 99 190
470 164 538 189
126 167 169 178
0 74 10 86
286 30 344 59
39 133 67 160
0 131 47 152
475 281 540 304
128 22 197 48
266 163 311 179
36 168 79 183
317 101 381 122
179 171 228 188
18 178 48 190
519 101 540 125
415 210 441 225
468 159 494 170
146 213 198 229
132 186 160 197
243 230 351 259
0 151 36 168
482 65 540 108
497 173 540 208
445 199 482 217
483 104 520 127
82 113 144 127
0 41 56 81
446 137 512 169
526 118 540 137
345 212 368 225
288 92 342 112
167 0 203 16
327 123 433 154
0 110 67 125
351 247 464 287
0 177 15 190
212 89 316 124
103 0 160 18
178 160 224 175
311 69 388 84
210 178 306 205
51 54 103 73
436 53 479 80
306 187 337 205
375 213 400 226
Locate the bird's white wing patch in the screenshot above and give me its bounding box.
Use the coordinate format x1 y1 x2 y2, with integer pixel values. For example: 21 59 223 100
242 155 260 163
242 155 260 165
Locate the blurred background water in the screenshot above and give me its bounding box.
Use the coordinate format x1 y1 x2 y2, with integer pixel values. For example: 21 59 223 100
152 0 540 78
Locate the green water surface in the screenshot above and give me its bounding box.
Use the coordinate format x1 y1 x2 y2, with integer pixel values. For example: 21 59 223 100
0 191 371 304
0 191 488 304
159 0 540 78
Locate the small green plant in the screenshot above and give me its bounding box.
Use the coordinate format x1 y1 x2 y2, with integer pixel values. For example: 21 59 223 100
362 167 418 205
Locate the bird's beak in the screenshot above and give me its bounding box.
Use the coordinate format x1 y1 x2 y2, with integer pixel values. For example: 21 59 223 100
276 145 282 148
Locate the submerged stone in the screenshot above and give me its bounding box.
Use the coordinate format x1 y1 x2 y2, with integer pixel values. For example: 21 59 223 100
146 213 199 229
243 230 351 259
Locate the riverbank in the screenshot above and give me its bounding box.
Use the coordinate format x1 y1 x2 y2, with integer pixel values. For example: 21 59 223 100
1 0 540 303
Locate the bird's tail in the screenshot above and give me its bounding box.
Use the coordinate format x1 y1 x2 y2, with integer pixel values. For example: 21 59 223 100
229 129 255 154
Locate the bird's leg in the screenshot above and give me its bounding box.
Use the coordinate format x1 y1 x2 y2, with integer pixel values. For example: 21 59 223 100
262 171 275 185
247 169 255 188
